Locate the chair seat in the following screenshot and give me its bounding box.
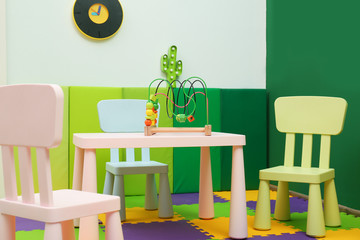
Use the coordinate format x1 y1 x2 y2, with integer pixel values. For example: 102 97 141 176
106 161 168 175
0 189 120 223
259 166 335 184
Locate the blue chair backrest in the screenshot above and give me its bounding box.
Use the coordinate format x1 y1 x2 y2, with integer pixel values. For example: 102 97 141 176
97 99 160 162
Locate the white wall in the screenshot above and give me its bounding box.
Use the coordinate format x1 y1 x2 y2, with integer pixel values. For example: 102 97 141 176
0 0 6 198
6 0 266 89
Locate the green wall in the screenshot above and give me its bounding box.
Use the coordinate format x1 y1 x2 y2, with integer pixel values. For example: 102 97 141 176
220 89 267 191
267 0 360 210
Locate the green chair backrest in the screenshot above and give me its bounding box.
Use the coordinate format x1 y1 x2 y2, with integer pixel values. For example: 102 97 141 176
274 96 347 169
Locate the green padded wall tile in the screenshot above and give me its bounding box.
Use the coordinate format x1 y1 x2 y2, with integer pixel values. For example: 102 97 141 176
220 89 267 190
69 86 123 193
173 88 221 193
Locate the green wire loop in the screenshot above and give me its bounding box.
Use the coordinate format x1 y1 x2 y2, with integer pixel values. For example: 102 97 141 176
148 77 209 125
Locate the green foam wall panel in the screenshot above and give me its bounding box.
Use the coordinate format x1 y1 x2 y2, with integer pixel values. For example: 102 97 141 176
267 1 360 210
220 89 267 190
173 88 221 193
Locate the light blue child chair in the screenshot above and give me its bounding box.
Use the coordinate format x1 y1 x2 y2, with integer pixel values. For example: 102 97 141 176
97 99 173 221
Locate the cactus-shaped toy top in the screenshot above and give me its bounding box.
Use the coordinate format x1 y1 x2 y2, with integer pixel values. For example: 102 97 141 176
161 45 183 87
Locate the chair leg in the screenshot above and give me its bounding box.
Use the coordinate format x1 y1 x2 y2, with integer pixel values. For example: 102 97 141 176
113 175 126 221
158 172 173 218
145 173 158 210
0 213 15 240
307 183 325 237
105 211 124 240
44 222 63 240
274 181 290 221
61 220 75 240
324 179 341 227
254 179 271 230
79 215 99 240
103 171 114 195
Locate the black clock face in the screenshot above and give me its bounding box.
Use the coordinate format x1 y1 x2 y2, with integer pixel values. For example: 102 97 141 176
73 0 123 39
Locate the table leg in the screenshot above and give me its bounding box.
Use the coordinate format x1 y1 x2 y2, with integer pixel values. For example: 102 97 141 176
72 146 84 191
78 149 99 240
81 149 97 192
199 146 214 219
72 147 84 227
229 146 248 239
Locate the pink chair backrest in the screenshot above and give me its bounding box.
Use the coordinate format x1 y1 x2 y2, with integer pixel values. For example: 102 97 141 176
0 84 64 206
0 84 63 148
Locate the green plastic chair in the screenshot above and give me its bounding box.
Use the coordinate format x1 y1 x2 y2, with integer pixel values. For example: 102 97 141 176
254 96 347 237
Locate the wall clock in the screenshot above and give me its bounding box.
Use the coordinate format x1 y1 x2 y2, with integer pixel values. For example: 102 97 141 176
73 0 123 40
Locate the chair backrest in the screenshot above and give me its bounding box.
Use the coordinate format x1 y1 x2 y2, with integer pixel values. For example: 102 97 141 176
97 99 160 162
275 96 347 169
0 84 64 207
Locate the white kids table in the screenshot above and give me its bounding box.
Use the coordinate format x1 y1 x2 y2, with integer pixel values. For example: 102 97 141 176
72 132 248 239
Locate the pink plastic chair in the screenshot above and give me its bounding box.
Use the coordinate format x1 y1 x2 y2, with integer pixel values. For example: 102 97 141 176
0 84 124 240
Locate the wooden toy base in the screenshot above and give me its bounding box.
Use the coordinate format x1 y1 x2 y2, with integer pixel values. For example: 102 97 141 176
145 125 212 136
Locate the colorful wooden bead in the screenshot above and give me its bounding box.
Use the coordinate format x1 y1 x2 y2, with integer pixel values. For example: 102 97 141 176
187 115 195 122
145 119 152 126
176 114 186 123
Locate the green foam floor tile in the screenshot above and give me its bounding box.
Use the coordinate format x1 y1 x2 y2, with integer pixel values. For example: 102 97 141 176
332 213 360 230
16 230 44 239
214 202 230 218
173 204 200 220
247 207 256 216
173 203 230 221
214 202 255 217
173 203 255 221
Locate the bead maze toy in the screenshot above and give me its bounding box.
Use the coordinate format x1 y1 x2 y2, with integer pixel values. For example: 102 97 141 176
145 46 211 136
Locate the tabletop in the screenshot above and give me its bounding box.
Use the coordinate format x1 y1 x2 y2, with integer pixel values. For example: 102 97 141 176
73 132 246 149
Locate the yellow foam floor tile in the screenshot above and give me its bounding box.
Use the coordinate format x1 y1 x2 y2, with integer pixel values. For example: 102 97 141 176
99 208 183 225
189 217 229 239
317 228 360 239
248 215 300 236
189 215 300 239
214 190 278 202
214 191 231 201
